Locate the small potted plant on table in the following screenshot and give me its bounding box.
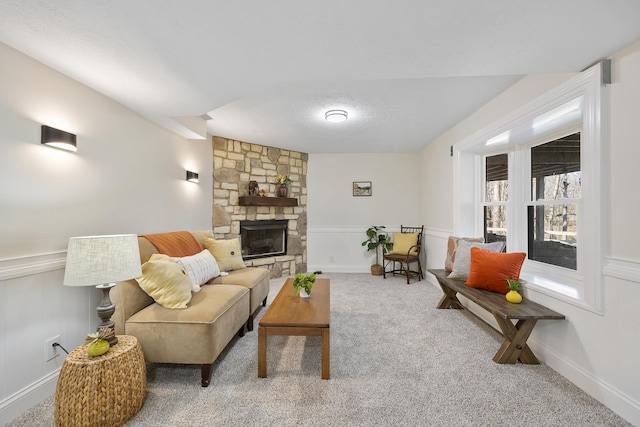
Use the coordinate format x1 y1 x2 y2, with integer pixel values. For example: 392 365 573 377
293 273 316 298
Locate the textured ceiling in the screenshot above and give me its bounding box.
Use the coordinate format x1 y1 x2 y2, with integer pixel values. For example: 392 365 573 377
1 1 639 153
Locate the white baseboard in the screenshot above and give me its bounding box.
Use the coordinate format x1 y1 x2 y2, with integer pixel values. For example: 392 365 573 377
0 369 59 426
532 340 640 426
307 264 370 274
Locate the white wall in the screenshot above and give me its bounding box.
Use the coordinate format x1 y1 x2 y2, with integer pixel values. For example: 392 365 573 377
419 41 640 426
307 153 420 273
0 42 213 424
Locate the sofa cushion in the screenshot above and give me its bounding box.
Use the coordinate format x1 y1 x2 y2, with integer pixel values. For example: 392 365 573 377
125 284 250 364
204 237 246 272
210 267 270 313
465 248 526 294
389 232 419 255
174 249 220 292
136 254 192 309
447 240 506 280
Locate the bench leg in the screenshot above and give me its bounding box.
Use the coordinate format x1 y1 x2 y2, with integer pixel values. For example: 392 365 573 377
435 279 464 309
493 317 539 364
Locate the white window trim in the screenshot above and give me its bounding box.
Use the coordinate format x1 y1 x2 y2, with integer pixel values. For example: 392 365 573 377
452 64 607 314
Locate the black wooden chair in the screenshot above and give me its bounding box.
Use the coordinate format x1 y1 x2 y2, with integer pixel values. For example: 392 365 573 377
383 225 424 284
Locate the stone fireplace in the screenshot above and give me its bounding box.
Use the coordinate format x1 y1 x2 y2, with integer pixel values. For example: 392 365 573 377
211 136 307 278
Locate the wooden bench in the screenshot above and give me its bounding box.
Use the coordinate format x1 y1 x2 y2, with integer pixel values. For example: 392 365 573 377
428 269 565 364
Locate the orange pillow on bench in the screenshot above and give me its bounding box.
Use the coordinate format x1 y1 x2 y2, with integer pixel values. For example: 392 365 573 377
465 247 526 294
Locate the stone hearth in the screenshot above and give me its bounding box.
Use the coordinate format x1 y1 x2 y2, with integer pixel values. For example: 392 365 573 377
212 136 307 278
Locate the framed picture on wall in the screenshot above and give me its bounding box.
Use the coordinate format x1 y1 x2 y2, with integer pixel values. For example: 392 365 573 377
353 181 372 196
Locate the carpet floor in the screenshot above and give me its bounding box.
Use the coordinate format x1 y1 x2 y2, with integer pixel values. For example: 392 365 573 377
8 273 631 426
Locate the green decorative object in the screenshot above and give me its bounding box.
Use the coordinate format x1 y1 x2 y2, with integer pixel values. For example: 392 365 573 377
85 328 115 356
361 226 392 275
293 273 316 298
506 278 523 304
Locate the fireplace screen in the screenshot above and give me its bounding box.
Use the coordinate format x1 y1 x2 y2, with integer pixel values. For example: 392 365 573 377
240 220 288 260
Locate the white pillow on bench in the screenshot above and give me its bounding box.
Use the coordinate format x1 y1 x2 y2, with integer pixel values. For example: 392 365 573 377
448 240 506 280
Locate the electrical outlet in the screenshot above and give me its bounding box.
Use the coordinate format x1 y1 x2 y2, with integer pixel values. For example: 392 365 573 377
45 335 61 361
329 256 335 263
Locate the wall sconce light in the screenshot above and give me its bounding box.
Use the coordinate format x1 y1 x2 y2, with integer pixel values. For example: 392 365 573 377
186 171 199 183
41 125 77 152
325 109 348 123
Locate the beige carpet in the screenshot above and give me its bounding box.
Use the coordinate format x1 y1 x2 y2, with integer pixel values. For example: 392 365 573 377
8 273 631 426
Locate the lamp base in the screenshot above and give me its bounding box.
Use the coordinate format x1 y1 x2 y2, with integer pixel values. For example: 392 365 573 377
96 283 118 346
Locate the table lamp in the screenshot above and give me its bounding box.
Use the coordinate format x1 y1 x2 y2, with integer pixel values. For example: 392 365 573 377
63 234 141 346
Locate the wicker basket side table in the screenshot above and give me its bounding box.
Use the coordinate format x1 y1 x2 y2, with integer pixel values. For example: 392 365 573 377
54 335 146 427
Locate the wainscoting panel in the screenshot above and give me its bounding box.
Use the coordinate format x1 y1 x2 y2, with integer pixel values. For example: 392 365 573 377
0 252 93 425
308 226 374 273
423 227 451 273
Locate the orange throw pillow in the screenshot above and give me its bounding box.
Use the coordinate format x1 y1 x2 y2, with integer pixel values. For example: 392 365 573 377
465 248 526 294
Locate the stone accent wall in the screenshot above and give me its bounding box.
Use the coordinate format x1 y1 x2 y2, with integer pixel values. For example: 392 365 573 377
212 136 308 278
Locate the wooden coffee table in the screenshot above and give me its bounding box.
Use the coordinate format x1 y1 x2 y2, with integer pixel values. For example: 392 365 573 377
258 278 330 379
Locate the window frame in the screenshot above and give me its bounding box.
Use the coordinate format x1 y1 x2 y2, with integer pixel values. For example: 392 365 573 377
452 64 606 313
482 153 509 245
524 129 582 272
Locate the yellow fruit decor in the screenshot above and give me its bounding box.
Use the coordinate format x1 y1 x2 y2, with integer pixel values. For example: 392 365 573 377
85 328 114 356
506 278 523 303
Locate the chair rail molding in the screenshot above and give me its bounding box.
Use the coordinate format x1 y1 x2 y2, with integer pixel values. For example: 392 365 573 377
603 257 640 284
0 252 66 282
424 227 451 240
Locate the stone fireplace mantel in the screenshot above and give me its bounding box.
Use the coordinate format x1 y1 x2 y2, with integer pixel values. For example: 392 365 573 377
238 196 298 207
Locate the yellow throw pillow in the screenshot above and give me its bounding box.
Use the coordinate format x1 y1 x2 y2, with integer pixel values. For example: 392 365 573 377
135 253 192 309
389 232 419 255
204 237 246 272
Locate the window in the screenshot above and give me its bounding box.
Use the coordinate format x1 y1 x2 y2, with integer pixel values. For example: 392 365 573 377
453 64 606 312
484 153 508 246
527 133 580 270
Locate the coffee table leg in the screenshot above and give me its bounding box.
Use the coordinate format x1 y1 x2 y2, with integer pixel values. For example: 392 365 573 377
258 326 267 378
321 328 330 379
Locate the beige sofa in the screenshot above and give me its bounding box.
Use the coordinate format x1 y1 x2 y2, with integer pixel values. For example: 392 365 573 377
110 231 270 387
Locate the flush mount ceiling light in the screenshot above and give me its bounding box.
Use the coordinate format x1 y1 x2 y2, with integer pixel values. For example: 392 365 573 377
325 109 348 123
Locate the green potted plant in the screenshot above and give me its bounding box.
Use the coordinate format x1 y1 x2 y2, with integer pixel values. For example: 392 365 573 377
506 278 523 304
293 273 316 298
361 225 393 276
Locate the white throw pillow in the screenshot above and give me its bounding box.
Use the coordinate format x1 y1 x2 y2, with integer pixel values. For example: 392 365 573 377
174 249 220 292
447 240 506 280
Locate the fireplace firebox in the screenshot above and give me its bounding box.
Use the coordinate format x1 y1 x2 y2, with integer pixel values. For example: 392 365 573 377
240 220 288 260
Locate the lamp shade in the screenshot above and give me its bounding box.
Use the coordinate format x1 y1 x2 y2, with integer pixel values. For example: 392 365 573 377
63 234 141 286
